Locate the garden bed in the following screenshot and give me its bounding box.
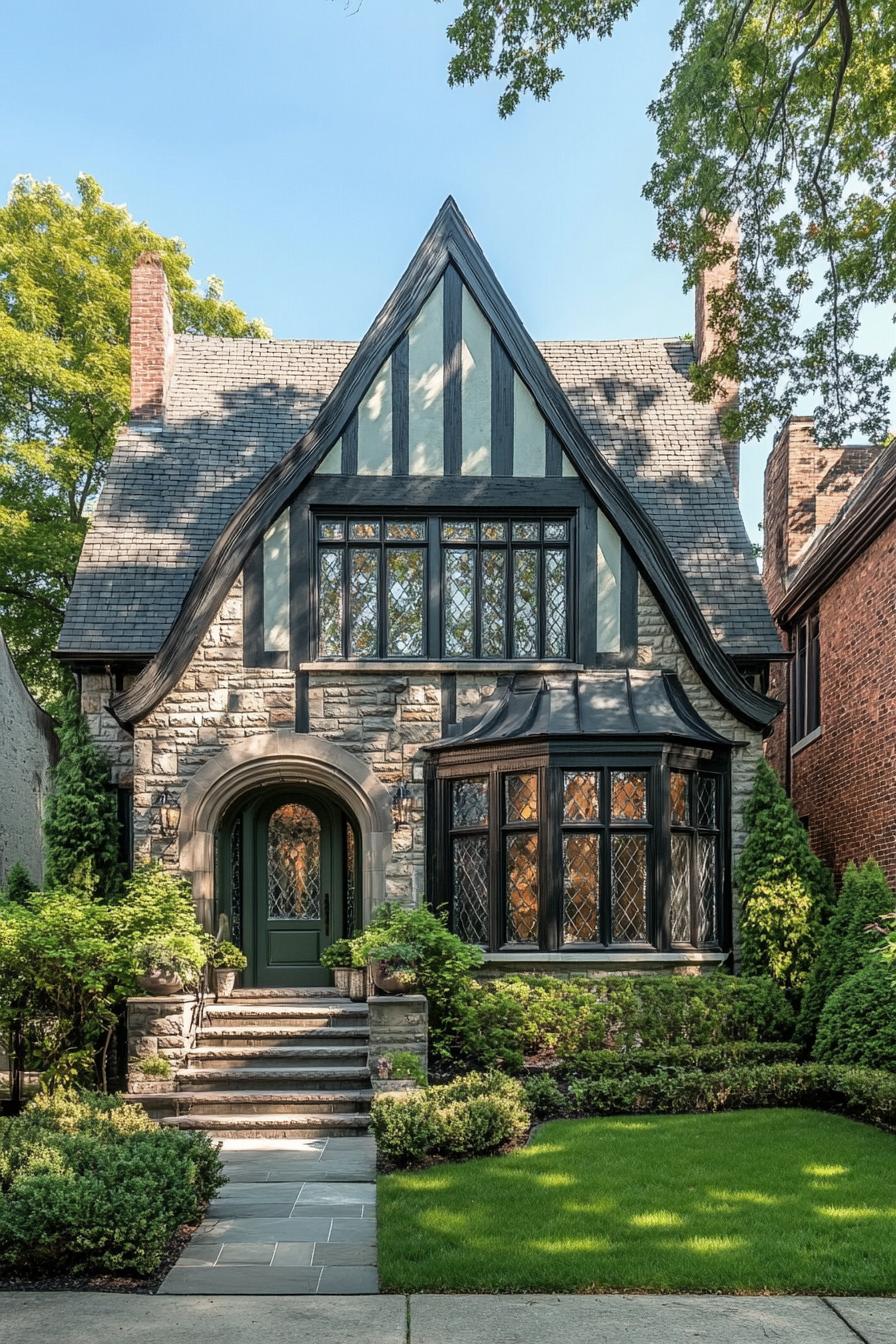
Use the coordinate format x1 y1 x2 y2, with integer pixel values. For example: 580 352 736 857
378 1108 896 1295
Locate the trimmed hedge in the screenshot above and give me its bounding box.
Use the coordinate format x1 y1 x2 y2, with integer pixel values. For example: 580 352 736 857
452 973 795 1070
0 1091 223 1278
371 1071 529 1166
379 1061 896 1166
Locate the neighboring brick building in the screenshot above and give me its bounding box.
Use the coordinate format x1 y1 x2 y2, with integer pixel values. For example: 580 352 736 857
763 416 896 881
58 201 781 985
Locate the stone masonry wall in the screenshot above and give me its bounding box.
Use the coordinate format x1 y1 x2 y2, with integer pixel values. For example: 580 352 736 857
0 633 57 886
80 568 764 943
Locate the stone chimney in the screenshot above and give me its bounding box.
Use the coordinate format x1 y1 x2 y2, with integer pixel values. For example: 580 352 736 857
694 216 740 495
762 415 879 614
130 252 174 421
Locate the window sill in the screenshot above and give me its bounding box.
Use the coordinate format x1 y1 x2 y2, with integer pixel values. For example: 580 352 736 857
483 950 729 966
791 726 821 757
300 660 584 674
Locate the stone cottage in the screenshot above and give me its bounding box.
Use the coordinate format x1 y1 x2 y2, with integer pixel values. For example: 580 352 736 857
58 200 781 987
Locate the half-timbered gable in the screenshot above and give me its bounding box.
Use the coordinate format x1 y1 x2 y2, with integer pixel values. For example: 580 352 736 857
59 200 781 983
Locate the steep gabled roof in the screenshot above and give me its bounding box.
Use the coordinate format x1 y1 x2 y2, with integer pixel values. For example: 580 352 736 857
57 198 779 729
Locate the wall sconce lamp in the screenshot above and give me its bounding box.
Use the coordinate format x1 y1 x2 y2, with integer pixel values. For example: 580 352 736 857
390 780 412 831
156 788 181 839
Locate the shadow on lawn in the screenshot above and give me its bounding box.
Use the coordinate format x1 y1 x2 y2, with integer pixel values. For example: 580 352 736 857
380 1110 896 1294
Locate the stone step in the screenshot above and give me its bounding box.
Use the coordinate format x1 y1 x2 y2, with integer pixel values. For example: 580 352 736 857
187 1045 370 1068
196 1026 369 1048
150 1090 373 1114
159 1111 371 1138
176 1066 371 1088
203 1003 368 1027
225 987 343 1000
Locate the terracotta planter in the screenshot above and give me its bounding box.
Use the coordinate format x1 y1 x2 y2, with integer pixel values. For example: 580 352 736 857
136 969 183 996
370 960 419 995
348 966 368 1002
333 966 352 997
215 968 238 998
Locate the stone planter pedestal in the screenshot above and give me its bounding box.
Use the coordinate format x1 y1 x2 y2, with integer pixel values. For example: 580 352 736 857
126 994 197 1092
366 993 428 1085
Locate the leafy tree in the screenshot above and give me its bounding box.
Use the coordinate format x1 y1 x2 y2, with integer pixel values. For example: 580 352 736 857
797 859 896 1045
43 688 120 895
441 0 896 446
0 174 268 705
735 758 833 992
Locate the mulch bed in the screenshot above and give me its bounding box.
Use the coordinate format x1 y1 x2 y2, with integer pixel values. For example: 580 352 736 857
0 1219 202 1294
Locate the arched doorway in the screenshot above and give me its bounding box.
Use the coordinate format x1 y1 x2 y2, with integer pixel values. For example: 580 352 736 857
218 785 359 988
175 731 394 987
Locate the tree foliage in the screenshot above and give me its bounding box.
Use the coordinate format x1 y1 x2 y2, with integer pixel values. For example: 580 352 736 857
797 859 896 1045
0 174 268 705
735 758 833 992
43 687 121 896
441 0 896 445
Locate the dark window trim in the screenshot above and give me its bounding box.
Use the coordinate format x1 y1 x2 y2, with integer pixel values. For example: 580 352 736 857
310 509 577 665
790 608 820 748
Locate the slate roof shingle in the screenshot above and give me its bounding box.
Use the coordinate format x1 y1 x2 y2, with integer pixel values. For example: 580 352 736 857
58 333 780 659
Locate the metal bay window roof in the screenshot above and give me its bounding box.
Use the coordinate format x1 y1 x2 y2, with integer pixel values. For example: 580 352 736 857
432 670 733 751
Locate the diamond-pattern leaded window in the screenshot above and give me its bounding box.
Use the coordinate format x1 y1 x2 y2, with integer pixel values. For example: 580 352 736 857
563 832 599 942
314 514 571 662
505 832 538 942
611 833 647 942
669 769 721 947
267 804 321 920
441 760 725 956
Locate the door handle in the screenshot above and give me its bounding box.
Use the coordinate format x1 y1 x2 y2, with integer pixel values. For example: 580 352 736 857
324 892 330 936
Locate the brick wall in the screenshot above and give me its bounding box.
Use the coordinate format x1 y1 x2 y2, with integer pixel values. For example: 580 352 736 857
787 519 896 882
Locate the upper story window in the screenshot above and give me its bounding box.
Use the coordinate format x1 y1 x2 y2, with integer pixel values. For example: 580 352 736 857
791 609 820 746
313 514 572 661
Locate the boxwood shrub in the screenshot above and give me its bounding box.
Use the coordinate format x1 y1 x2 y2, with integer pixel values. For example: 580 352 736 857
0 1091 223 1278
371 1071 529 1166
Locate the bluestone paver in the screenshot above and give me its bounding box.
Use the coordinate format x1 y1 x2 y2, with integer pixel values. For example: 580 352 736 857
828 1297 896 1344
159 1136 379 1295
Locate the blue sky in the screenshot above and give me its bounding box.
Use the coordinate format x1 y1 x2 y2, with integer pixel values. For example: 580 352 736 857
2 0 887 542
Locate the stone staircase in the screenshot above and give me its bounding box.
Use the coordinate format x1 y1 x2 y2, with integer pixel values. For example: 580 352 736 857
141 988 372 1139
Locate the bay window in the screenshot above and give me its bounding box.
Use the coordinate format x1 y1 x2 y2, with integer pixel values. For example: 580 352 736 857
430 746 728 955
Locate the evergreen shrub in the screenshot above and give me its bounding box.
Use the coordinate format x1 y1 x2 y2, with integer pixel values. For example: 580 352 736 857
813 959 896 1070
735 759 833 992
798 860 896 1046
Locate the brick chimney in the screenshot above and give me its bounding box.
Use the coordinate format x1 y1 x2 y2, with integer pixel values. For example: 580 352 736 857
762 415 879 614
130 252 174 421
694 216 740 495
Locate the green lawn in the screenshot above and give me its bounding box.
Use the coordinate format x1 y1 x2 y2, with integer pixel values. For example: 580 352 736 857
378 1109 896 1294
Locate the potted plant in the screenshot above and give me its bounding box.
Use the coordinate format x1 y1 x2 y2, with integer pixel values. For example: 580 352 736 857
368 941 420 995
321 939 353 996
135 932 205 995
207 939 247 997
371 1050 426 1095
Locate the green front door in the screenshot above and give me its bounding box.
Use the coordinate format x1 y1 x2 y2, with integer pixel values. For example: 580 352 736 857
248 791 343 987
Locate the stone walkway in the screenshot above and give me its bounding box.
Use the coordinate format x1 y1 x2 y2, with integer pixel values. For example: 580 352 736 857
6 1293 896 1342
159 1136 378 1295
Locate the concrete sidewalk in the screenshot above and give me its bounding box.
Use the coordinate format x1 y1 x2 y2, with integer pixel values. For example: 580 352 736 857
3 1292 896 1342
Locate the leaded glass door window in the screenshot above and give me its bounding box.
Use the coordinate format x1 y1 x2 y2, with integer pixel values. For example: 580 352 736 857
267 804 321 920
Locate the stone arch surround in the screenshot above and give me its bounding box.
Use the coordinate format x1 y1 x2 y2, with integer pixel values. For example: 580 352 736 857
176 730 394 931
